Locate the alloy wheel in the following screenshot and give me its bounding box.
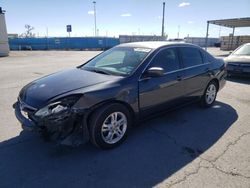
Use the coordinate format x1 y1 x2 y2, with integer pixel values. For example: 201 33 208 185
205 84 217 104
101 112 127 144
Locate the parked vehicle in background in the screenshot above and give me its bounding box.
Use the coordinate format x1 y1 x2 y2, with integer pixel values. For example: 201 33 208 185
13 42 226 149
224 43 250 77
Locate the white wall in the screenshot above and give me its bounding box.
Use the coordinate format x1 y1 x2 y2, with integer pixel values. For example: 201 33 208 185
0 13 9 56
185 37 219 47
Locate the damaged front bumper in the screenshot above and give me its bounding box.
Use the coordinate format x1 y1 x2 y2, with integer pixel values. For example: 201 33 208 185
13 101 90 146
13 102 38 132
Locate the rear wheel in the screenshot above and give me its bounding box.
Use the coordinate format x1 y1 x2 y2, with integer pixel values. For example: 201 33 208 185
201 81 218 107
89 103 132 149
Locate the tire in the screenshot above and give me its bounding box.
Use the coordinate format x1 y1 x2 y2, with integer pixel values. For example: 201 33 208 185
200 81 218 107
89 103 132 149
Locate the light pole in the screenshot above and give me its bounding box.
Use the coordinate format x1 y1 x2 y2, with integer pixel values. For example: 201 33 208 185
161 2 165 37
177 25 180 39
93 1 97 37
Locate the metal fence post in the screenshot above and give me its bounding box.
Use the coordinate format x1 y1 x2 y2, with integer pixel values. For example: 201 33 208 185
205 21 210 51
230 27 235 50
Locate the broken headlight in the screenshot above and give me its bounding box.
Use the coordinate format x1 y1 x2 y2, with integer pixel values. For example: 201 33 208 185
35 95 81 118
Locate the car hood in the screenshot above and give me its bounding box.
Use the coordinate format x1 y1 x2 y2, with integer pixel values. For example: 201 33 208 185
224 55 250 63
19 68 120 108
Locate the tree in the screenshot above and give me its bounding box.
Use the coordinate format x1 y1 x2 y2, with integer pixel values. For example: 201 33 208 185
20 24 35 38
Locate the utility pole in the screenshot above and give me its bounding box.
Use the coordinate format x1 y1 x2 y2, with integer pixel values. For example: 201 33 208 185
205 21 210 50
161 2 166 37
93 1 97 37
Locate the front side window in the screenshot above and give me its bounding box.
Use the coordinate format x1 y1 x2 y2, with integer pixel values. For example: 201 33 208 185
81 47 151 76
179 47 203 67
149 48 180 72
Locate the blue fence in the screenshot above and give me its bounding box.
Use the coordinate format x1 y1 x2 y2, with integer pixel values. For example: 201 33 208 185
9 37 120 50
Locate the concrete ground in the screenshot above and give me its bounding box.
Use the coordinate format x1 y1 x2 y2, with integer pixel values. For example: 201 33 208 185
207 47 231 57
0 49 249 188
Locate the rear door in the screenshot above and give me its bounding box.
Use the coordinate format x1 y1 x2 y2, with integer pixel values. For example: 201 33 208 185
178 47 211 98
139 47 185 116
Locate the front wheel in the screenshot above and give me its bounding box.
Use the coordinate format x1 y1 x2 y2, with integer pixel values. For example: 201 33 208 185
89 103 132 149
201 81 218 107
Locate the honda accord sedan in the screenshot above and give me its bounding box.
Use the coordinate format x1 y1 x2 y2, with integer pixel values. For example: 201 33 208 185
224 43 250 76
13 42 226 149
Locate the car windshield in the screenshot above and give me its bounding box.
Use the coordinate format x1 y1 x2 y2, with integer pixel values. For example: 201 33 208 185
81 47 151 76
232 44 250 56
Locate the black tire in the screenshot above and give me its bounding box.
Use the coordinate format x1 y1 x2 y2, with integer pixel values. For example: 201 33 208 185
200 81 218 107
89 103 132 149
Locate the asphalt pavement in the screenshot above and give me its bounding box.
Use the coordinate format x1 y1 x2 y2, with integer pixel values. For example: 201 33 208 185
0 49 249 188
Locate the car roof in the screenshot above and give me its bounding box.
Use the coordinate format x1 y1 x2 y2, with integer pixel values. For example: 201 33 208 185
117 41 199 50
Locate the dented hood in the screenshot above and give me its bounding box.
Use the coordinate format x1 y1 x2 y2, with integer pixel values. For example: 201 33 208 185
19 68 119 108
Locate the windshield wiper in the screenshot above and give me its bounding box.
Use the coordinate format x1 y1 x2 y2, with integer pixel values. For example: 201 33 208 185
85 67 112 75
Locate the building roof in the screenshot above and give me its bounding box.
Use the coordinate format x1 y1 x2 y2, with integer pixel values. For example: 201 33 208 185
208 17 250 28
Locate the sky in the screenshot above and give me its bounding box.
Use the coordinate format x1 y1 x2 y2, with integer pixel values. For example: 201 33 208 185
1 0 250 39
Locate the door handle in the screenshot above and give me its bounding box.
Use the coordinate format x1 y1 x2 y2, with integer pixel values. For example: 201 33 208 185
177 75 182 81
204 68 213 75
204 68 209 72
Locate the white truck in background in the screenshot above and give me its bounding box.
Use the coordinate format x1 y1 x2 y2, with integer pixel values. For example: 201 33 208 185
0 7 9 57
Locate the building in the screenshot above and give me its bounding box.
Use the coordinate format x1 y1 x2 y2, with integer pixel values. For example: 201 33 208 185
220 35 250 50
119 35 167 43
8 33 18 39
184 37 219 47
0 7 9 56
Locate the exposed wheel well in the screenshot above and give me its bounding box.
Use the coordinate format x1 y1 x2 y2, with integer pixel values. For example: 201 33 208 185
210 78 219 90
86 100 135 128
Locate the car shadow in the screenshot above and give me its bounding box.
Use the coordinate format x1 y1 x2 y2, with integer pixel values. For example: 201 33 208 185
226 76 250 85
0 101 237 188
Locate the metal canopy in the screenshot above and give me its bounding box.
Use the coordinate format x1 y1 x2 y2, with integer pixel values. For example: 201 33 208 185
205 17 250 50
208 17 250 28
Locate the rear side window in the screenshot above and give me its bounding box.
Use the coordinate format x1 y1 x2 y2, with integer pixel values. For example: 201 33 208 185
206 53 215 63
150 48 180 72
179 47 203 67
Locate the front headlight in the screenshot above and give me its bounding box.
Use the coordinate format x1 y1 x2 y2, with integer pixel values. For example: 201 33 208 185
35 95 81 118
35 102 68 117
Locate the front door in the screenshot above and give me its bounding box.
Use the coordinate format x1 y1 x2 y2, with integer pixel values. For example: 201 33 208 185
139 47 185 116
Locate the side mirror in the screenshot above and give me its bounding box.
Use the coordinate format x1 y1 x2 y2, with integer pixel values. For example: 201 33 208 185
144 67 164 78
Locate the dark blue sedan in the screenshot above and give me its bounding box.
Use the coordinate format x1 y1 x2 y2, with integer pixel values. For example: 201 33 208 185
13 42 226 149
